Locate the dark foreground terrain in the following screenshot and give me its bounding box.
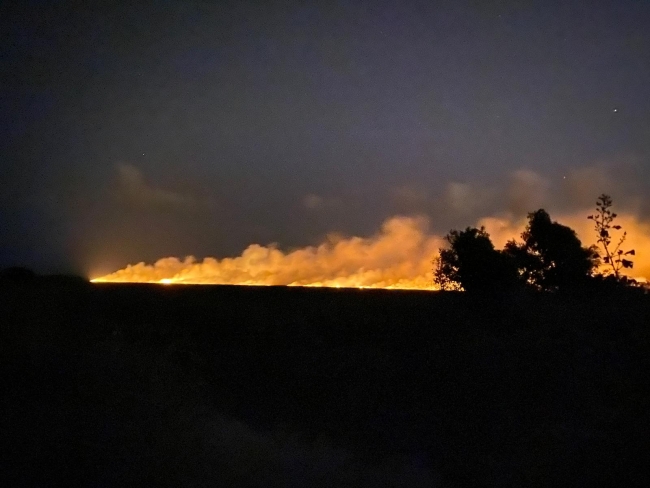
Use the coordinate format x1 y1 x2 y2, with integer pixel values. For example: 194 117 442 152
1 279 649 487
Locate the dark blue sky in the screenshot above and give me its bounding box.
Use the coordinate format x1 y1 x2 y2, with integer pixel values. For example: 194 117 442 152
2 0 649 274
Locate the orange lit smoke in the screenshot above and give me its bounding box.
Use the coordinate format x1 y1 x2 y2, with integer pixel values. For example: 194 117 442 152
92 212 650 289
91 217 445 289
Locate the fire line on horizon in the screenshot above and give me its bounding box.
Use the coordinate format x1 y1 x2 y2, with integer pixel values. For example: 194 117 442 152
89 277 435 291
89 211 650 290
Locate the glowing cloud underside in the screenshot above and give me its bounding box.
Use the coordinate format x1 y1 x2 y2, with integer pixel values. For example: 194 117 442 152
91 212 650 289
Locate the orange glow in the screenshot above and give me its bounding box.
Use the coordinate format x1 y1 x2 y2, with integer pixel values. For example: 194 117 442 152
91 212 650 289
478 212 650 284
90 217 443 290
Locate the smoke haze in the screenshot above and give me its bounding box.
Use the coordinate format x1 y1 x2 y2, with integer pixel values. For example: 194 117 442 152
92 166 650 287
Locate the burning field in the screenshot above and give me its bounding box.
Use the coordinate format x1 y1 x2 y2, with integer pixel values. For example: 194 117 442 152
91 217 443 289
91 210 650 288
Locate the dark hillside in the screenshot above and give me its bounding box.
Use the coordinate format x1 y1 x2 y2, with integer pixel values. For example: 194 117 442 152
2 281 649 486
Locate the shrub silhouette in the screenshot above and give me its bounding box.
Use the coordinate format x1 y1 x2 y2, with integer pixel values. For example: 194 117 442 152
588 194 635 281
434 227 517 292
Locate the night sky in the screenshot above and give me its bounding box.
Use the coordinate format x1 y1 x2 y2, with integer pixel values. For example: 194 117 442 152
2 0 650 276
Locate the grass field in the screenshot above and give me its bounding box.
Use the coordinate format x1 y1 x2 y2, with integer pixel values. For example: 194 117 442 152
2 279 649 487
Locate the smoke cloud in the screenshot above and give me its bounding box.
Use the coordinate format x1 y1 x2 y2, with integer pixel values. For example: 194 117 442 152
92 217 444 289
93 166 650 287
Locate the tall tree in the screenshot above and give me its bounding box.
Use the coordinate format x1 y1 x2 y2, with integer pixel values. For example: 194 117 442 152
509 209 598 290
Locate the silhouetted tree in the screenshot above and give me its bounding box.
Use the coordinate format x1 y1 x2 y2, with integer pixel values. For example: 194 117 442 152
506 209 598 291
588 194 635 280
503 238 543 289
434 227 517 292
433 253 462 291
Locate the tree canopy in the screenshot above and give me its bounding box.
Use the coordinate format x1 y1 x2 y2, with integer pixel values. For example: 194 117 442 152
434 227 517 292
434 200 631 293
507 209 598 291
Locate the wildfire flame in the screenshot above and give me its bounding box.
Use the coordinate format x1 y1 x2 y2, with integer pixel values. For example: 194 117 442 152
91 212 650 289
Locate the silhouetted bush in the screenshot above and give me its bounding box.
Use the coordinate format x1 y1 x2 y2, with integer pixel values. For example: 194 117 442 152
434 227 518 292
0 266 37 282
588 194 636 282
